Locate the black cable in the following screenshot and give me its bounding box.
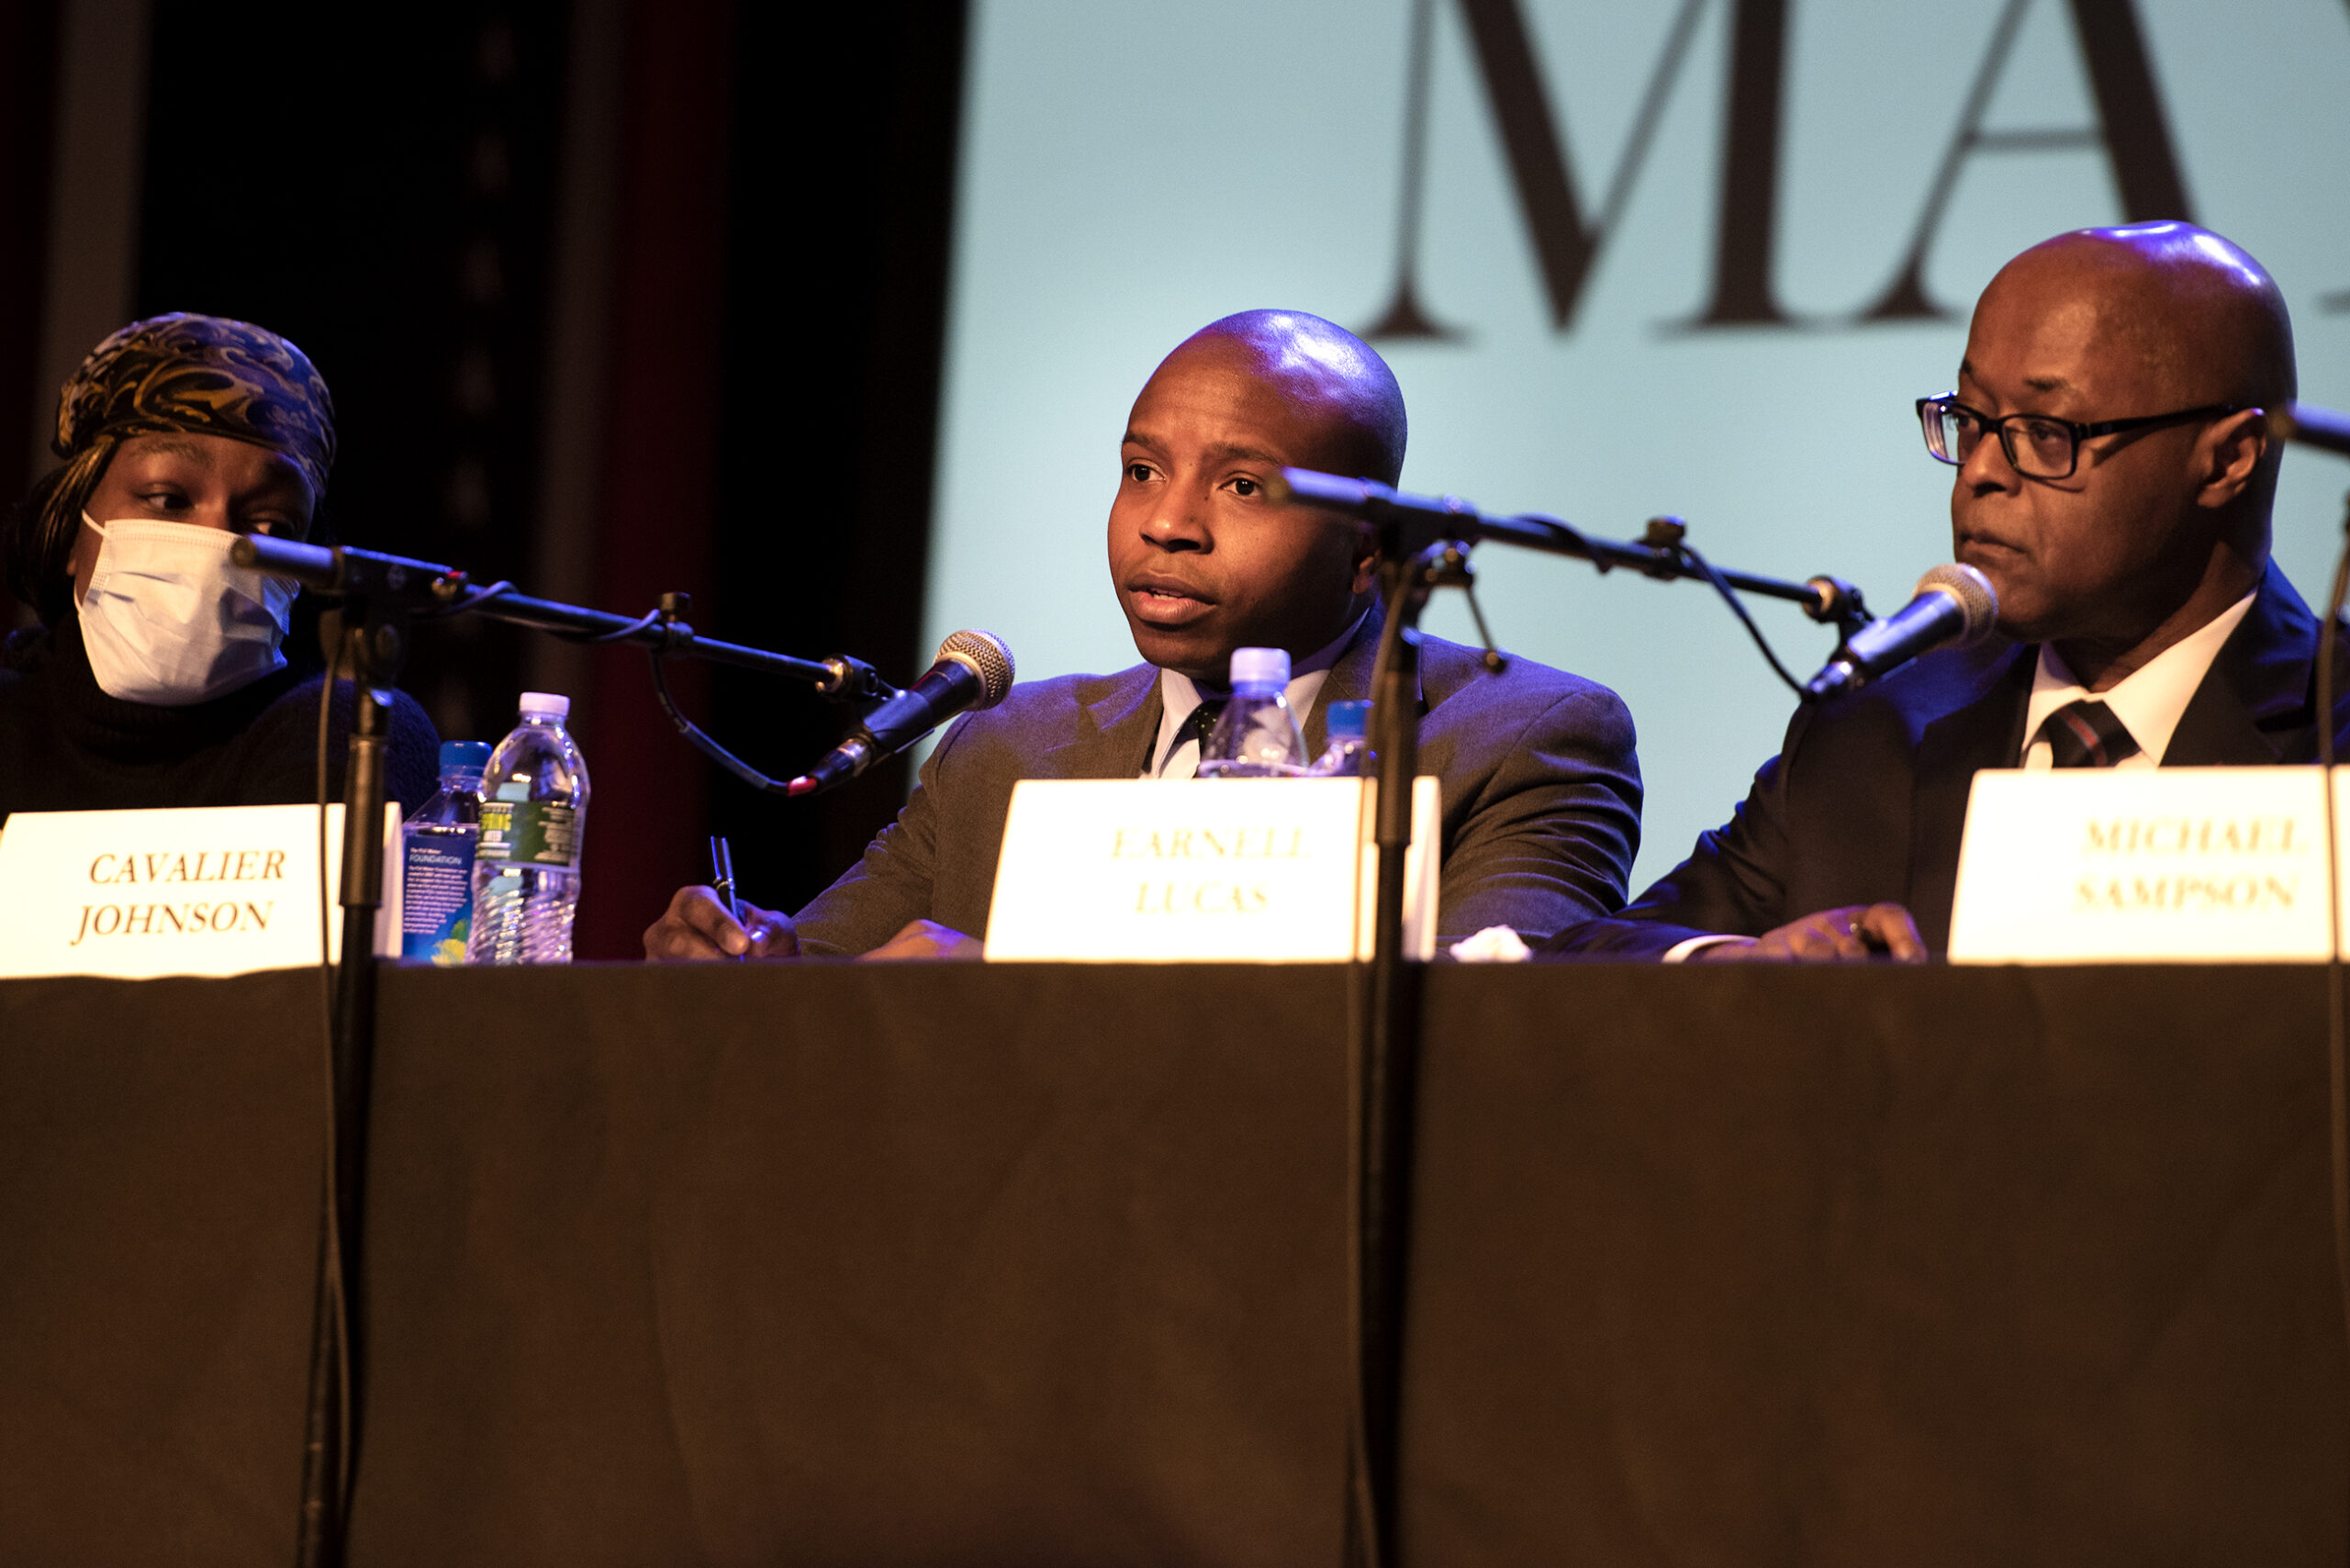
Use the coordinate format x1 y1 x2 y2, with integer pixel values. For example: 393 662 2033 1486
565 607 662 644
1406 512 1814 695
1672 536 1806 696
419 578 516 618
646 652 800 795
1345 543 1446 1568
315 636 335 1099
306 630 352 1550
1341 868 1372 1566
2317 488 2350 1568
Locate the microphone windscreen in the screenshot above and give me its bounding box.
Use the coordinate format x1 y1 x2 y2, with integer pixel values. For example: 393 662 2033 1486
936 629 1015 707
1914 562 1998 644
229 533 342 589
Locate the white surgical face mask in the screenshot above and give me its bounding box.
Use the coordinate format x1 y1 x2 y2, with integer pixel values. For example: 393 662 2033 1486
76 514 297 705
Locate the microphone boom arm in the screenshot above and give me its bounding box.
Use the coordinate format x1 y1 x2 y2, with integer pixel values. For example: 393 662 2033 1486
231 533 914 796
230 534 871 689
2278 402 2350 462
1271 468 1874 643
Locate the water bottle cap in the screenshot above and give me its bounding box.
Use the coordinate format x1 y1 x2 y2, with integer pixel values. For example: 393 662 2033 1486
1227 646 1291 688
440 741 491 771
1326 700 1370 738
518 691 570 721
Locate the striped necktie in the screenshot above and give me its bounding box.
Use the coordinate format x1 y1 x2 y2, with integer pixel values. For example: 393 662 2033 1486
2040 699 2141 767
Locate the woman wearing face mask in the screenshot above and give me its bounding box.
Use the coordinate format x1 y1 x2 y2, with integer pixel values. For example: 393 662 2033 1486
0 313 438 823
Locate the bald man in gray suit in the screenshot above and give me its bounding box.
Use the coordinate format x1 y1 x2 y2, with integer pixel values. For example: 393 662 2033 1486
646 310 1641 959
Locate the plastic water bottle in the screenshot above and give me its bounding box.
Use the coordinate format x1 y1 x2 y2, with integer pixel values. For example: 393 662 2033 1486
1197 646 1307 777
400 740 489 965
465 692 590 965
1310 700 1371 777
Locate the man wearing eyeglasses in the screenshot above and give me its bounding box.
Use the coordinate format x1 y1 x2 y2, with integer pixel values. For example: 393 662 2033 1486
1551 220 2342 962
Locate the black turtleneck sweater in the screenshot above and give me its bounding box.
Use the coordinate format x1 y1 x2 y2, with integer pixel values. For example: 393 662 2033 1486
0 617 440 826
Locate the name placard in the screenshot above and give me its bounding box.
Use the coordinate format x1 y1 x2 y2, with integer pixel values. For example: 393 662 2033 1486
983 777 1440 962
0 804 403 979
1947 767 2338 964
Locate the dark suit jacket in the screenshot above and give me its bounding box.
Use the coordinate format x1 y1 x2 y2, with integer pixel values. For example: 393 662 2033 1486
1551 561 2350 958
795 615 1643 954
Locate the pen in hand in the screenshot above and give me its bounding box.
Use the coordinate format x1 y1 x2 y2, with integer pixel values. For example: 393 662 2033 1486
710 835 745 961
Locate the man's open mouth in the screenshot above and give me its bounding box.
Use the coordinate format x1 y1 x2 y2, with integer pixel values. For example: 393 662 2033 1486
1125 577 1215 626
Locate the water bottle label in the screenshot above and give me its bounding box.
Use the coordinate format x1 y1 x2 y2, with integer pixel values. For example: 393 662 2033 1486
401 834 476 964
476 801 580 868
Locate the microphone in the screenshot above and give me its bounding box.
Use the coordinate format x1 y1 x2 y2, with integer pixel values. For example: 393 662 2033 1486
1803 563 1998 700
2277 402 2350 460
230 533 456 605
787 630 1015 797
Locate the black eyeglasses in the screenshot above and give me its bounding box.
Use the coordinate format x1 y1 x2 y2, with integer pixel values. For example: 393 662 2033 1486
1916 393 2248 480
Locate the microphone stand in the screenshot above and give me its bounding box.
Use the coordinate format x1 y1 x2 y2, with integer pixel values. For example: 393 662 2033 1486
2280 401 2350 1554
292 596 401 1568
1276 471 1864 1568
233 537 887 1568
1344 535 1449 1568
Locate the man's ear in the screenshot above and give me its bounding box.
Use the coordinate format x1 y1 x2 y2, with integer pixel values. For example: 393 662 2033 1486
1349 521 1380 596
2197 409 2270 509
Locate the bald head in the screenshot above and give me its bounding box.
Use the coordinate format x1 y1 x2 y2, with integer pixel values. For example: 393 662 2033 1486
1157 310 1408 486
1987 223 2295 412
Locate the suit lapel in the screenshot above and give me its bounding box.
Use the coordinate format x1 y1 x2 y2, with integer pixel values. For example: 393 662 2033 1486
1034 610 1384 782
2164 562 2317 765
1316 605 1415 757
1906 646 2034 950
1906 566 2317 946
1039 664 1163 778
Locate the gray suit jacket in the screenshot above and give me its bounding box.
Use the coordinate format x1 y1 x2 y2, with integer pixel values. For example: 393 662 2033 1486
795 616 1643 954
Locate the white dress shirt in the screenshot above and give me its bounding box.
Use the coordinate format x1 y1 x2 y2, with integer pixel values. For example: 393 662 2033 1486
1146 613 1367 778
1664 588 2259 960
2019 588 2256 768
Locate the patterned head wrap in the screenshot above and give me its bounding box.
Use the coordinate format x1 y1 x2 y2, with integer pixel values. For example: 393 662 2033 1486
54 313 336 488
6 313 335 623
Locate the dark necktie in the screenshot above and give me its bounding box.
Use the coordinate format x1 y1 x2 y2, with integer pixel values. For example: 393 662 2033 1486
1161 698 1225 775
2040 699 2141 767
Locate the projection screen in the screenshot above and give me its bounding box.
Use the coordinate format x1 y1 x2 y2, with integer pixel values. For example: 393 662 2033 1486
925 0 2350 896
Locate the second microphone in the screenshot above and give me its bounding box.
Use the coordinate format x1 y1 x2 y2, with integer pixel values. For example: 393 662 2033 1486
789 630 1017 796
1804 564 1998 700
